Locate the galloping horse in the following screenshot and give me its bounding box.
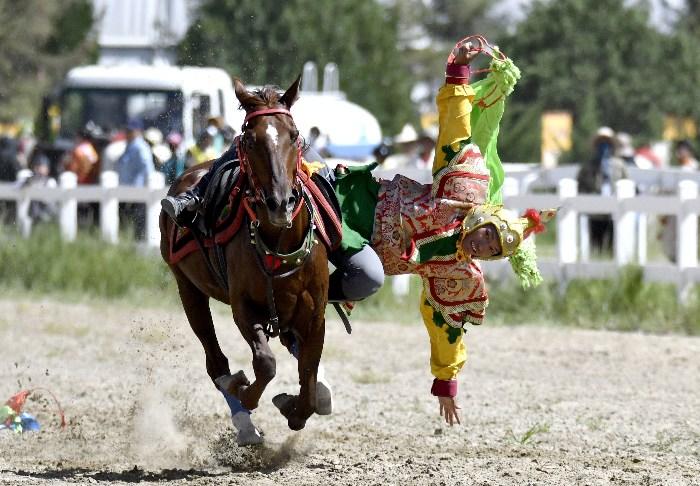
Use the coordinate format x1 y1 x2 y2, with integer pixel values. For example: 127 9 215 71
159 76 329 437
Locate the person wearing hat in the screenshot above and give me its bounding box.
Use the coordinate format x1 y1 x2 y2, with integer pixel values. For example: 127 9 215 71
331 39 556 425
117 119 155 239
116 119 155 187
576 126 628 254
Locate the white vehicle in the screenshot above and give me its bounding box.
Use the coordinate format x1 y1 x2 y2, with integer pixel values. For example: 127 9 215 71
51 64 236 150
42 64 381 163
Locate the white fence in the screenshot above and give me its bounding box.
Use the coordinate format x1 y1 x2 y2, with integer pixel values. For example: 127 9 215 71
0 170 167 247
1 166 698 296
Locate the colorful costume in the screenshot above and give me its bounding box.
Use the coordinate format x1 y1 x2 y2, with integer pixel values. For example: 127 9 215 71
335 49 551 397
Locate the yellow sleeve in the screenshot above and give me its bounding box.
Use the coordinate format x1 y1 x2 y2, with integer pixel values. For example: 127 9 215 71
432 83 476 174
419 288 467 381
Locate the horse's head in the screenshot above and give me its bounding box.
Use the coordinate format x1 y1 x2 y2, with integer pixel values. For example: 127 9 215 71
234 76 302 228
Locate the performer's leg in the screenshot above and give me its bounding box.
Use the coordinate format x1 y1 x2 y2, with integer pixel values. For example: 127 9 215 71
328 245 385 302
161 145 239 225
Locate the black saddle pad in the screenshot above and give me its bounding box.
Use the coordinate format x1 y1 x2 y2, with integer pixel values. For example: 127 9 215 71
199 160 240 234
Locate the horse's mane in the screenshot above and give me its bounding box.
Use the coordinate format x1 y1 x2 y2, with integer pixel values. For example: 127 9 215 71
241 85 283 110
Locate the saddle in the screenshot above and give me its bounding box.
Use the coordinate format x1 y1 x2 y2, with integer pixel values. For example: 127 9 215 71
168 160 343 266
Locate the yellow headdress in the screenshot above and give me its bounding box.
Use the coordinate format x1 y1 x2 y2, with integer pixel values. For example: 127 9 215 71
458 205 557 287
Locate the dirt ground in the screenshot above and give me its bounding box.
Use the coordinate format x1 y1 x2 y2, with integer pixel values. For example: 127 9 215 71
0 298 698 486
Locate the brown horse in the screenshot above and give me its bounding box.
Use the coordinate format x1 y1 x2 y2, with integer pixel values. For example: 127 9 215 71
159 76 329 437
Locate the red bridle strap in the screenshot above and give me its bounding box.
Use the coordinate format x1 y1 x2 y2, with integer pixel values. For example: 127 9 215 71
243 108 293 127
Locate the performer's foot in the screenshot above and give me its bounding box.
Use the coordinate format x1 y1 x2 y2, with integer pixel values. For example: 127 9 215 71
161 192 200 226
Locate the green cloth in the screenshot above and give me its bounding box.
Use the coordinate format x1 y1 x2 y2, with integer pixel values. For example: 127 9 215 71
470 55 521 204
334 163 381 254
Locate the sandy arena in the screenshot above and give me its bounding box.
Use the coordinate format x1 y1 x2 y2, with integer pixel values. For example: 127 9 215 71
0 298 698 485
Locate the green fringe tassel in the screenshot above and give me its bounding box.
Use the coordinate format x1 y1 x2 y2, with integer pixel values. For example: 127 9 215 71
508 238 543 289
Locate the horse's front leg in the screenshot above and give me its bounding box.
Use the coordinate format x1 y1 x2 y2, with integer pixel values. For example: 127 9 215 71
274 292 325 430
227 303 276 411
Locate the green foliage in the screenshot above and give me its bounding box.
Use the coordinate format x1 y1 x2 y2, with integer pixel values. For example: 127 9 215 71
0 226 175 302
1 229 697 336
488 266 700 335
178 0 415 135
0 0 97 122
507 422 550 444
496 0 700 162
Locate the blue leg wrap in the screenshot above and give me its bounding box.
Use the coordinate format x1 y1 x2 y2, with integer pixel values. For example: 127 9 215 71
289 338 299 359
220 389 250 416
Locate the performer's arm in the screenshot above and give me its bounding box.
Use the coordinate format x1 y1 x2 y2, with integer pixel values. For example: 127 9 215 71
419 289 466 426
432 44 479 175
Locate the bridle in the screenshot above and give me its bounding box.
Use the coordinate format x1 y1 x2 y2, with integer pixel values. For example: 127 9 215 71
235 106 317 339
236 107 305 225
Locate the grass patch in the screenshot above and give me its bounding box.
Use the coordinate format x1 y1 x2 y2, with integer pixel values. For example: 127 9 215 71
488 266 700 335
0 225 177 305
506 422 551 444
351 369 390 384
1 227 698 336
42 321 90 337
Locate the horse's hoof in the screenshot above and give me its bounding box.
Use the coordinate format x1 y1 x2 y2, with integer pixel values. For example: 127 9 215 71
272 393 296 416
288 415 306 431
315 378 333 416
231 411 263 446
215 370 250 397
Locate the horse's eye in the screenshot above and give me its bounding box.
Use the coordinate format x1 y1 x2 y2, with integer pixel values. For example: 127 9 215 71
291 130 299 142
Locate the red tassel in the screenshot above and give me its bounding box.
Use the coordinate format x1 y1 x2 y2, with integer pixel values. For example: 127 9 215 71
523 208 546 238
5 390 31 414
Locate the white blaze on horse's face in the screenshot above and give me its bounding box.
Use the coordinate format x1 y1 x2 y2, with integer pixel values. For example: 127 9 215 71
266 124 280 148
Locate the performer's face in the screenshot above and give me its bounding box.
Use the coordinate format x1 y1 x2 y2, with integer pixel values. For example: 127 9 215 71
461 223 502 259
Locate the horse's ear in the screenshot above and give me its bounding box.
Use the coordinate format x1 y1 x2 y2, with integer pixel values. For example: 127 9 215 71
279 74 302 109
233 78 257 112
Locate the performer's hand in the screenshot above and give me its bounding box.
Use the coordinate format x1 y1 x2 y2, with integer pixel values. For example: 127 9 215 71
452 41 481 65
438 396 461 426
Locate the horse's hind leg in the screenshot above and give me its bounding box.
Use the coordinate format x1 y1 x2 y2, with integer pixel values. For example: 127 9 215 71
174 270 262 445
174 270 230 381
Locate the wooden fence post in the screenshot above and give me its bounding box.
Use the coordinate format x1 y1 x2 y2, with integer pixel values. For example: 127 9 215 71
677 180 698 299
614 179 636 266
557 178 578 266
100 171 119 244
16 169 32 238
145 171 165 247
59 171 78 241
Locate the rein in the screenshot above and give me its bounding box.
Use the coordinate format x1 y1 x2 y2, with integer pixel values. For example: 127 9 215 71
237 106 317 338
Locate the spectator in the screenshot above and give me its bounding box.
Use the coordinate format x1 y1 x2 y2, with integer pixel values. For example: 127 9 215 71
23 153 57 224
658 140 698 262
221 125 237 152
615 132 637 167
64 123 100 184
116 119 154 186
675 140 698 171
207 116 226 156
577 126 628 254
116 119 154 239
186 127 217 168
308 126 331 158
160 132 186 185
0 136 21 182
144 127 172 170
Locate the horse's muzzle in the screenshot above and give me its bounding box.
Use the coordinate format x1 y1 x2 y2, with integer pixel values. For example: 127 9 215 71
265 194 297 227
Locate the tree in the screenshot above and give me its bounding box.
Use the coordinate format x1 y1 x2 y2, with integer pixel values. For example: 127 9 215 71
0 0 97 122
178 0 415 135
495 0 697 162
